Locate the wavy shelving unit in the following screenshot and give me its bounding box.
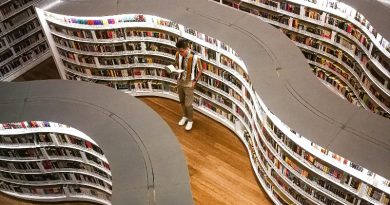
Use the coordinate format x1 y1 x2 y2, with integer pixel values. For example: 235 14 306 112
215 0 390 119
34 2 390 204
0 121 112 205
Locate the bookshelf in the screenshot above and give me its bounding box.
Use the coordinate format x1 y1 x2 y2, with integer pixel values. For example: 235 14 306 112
35 4 390 205
0 121 112 205
0 79 195 205
215 0 390 119
0 0 51 81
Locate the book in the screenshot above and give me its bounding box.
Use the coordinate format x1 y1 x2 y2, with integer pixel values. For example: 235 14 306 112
165 65 184 74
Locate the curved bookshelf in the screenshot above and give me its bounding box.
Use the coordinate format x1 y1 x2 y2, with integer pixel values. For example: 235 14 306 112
35 4 390 205
216 0 390 119
0 0 51 81
0 121 112 205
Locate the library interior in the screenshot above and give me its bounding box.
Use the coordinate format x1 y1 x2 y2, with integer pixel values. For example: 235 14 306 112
0 0 389 205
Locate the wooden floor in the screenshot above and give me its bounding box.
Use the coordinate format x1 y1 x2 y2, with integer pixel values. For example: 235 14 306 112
140 97 273 205
5 58 274 205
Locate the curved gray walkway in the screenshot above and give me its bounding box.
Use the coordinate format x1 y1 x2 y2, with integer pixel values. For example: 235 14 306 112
0 80 193 205
37 0 390 179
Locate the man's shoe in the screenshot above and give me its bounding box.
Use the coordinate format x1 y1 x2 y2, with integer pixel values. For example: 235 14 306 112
185 121 193 131
178 117 188 126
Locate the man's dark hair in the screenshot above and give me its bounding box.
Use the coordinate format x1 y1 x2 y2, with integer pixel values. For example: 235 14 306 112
176 39 188 49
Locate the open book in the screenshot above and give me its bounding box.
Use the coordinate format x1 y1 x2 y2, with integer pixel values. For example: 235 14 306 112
165 65 184 74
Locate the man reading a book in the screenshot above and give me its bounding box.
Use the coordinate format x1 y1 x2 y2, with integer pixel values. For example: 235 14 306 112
175 39 203 131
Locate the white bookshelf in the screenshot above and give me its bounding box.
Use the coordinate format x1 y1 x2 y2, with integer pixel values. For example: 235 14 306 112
0 0 51 81
217 0 390 119
0 121 112 205
35 8 390 205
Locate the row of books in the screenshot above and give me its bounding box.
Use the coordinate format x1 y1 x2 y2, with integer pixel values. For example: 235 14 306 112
49 16 244 69
0 181 111 200
244 0 389 54
220 0 390 118
283 22 388 109
51 25 250 85
5 19 41 44
314 68 359 104
247 125 302 205
56 132 105 156
259 122 355 204
0 41 49 79
301 48 389 116
0 157 110 180
65 62 170 79
56 40 249 103
49 22 94 39
0 128 110 172
254 126 311 205
0 168 111 191
0 0 36 18
0 121 67 130
55 36 179 56
235 0 390 86
286 19 382 83
0 133 53 144
0 144 109 170
0 172 112 194
13 31 44 54
264 117 390 204
197 85 234 109
200 75 244 104
244 0 377 62
185 27 219 47
2 6 35 30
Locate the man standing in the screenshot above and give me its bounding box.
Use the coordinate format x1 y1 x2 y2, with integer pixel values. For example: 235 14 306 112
175 39 203 131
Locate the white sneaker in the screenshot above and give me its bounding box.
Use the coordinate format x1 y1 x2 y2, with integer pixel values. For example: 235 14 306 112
178 117 188 126
185 121 193 131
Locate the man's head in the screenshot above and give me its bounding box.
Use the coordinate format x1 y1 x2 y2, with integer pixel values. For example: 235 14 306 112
176 39 189 57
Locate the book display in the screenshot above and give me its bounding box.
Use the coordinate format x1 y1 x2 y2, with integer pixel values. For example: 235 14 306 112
0 0 51 81
0 121 112 205
213 0 390 119
3 0 387 118
35 6 390 205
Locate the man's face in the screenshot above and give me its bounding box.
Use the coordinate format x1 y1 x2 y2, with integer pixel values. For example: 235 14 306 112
178 48 188 57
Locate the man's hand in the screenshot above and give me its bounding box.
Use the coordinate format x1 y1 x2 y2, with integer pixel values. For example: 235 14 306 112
192 81 196 88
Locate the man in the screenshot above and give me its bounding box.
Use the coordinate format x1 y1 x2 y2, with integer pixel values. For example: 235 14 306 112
175 39 203 131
